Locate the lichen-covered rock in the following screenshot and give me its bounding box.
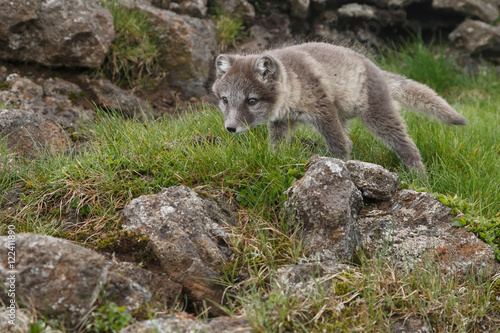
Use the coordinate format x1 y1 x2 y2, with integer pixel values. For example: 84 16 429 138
338 3 377 20
369 0 425 6
285 156 363 262
0 0 114 68
0 109 69 156
433 0 499 24
0 234 108 324
359 190 499 279
346 160 399 201
122 186 234 313
449 19 500 61
105 261 183 316
120 0 218 98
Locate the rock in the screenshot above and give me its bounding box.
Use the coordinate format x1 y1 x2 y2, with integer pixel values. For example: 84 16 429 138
433 0 499 24
289 0 311 19
105 261 183 315
368 0 426 6
0 234 108 324
338 3 377 21
120 0 218 98
359 189 499 279
0 76 93 127
122 185 234 313
121 312 211 333
121 312 253 333
152 0 208 18
217 0 256 24
0 0 114 68
391 315 432 333
285 156 363 262
346 160 399 201
449 19 500 61
84 77 151 118
0 109 69 156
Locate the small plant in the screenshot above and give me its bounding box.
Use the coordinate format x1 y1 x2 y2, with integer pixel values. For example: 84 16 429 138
101 0 161 87
87 302 132 333
214 11 244 52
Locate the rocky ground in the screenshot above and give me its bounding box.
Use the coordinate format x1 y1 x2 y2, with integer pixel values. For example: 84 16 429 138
1 0 500 332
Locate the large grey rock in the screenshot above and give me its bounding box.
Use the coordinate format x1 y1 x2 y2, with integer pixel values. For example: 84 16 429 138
449 19 500 61
346 160 399 201
285 156 363 261
433 0 499 23
122 186 234 313
0 0 114 68
120 0 218 98
0 234 108 324
359 190 499 279
0 109 69 156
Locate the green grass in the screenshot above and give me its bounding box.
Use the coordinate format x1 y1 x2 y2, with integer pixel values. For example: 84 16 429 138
1 38 499 330
100 0 161 88
213 11 244 52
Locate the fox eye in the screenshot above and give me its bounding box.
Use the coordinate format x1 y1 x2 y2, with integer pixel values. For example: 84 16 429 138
222 97 228 104
247 98 257 106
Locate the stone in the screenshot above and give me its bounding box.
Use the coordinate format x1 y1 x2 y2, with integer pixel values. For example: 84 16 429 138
217 0 256 24
119 0 218 98
433 0 499 24
289 0 311 19
0 0 114 68
106 261 183 315
285 156 363 262
84 78 151 118
359 189 499 279
449 19 500 61
122 185 234 313
391 315 432 333
0 109 69 156
0 234 108 324
152 0 208 18
368 0 426 6
120 312 253 333
346 160 399 201
0 76 93 127
338 3 377 20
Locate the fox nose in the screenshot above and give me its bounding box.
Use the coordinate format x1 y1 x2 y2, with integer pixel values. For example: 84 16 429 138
226 127 236 133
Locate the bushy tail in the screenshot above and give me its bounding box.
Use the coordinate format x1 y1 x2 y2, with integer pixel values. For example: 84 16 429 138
384 71 467 126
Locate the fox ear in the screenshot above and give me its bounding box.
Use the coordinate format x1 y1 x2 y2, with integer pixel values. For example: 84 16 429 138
215 55 234 78
254 55 279 82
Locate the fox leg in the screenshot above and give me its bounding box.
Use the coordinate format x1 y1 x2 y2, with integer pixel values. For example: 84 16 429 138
269 119 296 148
314 109 352 159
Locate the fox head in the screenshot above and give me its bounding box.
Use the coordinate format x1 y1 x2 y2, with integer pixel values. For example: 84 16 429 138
212 54 282 133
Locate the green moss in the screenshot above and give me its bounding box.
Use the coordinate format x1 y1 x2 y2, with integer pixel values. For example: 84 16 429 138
96 229 157 267
0 82 11 91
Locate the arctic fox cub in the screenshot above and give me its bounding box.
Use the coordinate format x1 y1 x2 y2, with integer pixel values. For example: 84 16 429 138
212 42 466 172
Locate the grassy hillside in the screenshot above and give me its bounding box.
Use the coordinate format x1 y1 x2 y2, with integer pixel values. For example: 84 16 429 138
1 39 499 331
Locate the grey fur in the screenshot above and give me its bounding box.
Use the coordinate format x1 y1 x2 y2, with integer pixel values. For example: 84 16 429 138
212 42 467 173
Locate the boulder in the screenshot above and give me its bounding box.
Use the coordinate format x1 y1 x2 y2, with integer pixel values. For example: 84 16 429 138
216 0 256 24
432 0 499 24
0 109 69 156
449 19 500 61
285 156 363 261
359 189 499 279
346 160 399 201
0 234 108 324
122 186 234 313
338 3 377 21
120 0 218 98
0 0 114 68
368 0 426 6
105 261 183 316
289 0 311 19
